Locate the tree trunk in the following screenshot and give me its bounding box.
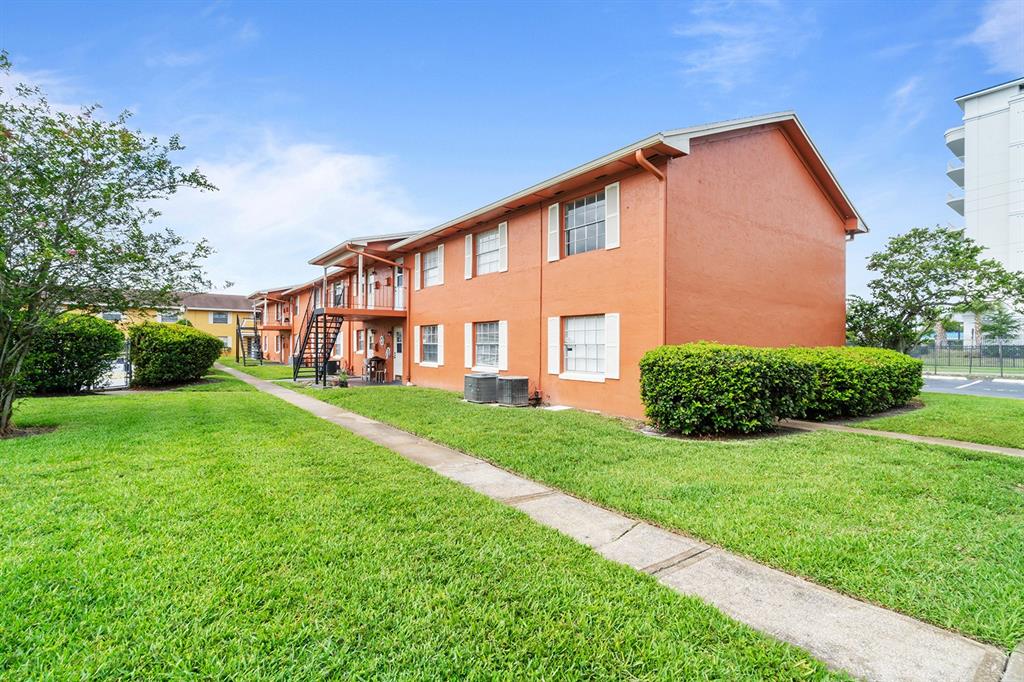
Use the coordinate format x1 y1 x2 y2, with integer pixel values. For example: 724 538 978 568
0 326 33 437
934 321 946 349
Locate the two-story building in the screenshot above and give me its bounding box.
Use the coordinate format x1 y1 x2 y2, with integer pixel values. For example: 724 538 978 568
258 112 865 418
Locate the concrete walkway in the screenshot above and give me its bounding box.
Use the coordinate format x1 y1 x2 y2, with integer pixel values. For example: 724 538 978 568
216 364 1009 682
784 419 1024 459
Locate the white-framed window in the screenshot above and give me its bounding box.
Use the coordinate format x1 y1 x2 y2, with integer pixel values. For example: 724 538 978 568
421 325 439 363
101 311 123 322
423 248 441 287
275 335 281 352
564 190 606 256
210 312 230 324
158 312 179 323
263 336 268 352
564 315 605 374
357 329 365 353
474 321 499 368
219 336 231 348
475 228 501 275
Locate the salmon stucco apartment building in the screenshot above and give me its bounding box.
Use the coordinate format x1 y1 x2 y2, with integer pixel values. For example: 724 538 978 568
250 112 867 418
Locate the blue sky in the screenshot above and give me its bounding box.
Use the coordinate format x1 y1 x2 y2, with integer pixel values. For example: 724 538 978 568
2 0 1022 295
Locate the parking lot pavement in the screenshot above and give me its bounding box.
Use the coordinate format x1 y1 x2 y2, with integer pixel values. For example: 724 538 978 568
923 375 1024 400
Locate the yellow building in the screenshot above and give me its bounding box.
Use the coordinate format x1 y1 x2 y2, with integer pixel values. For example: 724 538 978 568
95 293 254 354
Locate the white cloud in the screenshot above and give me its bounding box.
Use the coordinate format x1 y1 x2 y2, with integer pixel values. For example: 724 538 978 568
156 134 427 294
0 65 85 115
886 76 928 133
964 0 1024 74
236 20 260 44
673 0 816 91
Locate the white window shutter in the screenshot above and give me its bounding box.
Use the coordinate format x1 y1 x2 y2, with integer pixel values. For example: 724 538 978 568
437 244 445 285
413 325 420 364
498 221 509 272
414 253 422 291
437 324 445 366
498 320 508 371
547 316 560 374
464 322 472 368
547 204 560 262
464 234 473 279
605 182 620 250
604 313 620 379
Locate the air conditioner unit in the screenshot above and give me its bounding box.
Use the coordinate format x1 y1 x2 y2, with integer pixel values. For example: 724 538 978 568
496 376 529 407
464 373 497 403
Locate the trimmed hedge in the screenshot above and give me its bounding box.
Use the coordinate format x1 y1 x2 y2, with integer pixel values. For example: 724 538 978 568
18 314 124 395
640 343 923 435
639 343 813 435
779 346 923 420
129 322 224 387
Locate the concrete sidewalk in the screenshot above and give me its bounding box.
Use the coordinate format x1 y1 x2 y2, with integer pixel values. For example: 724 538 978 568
783 419 1024 459
217 364 1009 682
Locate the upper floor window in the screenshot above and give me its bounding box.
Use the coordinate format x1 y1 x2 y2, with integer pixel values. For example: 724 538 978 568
564 314 605 374
475 228 501 275
211 312 230 324
423 249 441 287
421 324 439 363
564 190 606 256
474 321 499 368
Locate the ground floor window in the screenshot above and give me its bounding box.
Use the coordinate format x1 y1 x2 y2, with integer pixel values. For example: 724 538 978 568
158 312 179 323
101 311 123 322
219 336 231 349
275 335 281 352
474 321 499 368
422 324 439 363
564 315 604 374
357 329 365 353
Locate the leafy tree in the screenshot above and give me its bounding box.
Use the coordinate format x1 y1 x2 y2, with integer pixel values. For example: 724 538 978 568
0 52 214 435
847 226 1024 352
982 306 1022 344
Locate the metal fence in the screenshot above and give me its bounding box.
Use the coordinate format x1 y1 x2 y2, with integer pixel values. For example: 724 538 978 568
908 343 1024 377
98 339 132 389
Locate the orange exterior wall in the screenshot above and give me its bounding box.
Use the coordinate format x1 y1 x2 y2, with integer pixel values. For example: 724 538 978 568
664 126 847 348
406 167 666 418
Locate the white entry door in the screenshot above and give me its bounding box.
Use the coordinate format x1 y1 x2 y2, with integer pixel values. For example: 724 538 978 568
393 326 404 382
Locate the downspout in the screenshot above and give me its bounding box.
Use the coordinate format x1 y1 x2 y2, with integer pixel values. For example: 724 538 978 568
635 149 668 345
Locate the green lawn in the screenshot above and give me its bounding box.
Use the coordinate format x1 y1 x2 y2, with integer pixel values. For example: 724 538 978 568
287 384 1024 650
218 357 295 380
860 391 1024 450
0 382 840 679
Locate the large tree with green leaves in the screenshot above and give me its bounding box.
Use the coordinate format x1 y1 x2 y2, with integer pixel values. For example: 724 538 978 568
847 226 1024 353
982 306 1022 344
0 52 214 435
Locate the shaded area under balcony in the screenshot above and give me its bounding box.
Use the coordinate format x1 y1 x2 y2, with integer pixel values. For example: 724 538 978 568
946 159 964 187
946 192 965 216
945 126 964 157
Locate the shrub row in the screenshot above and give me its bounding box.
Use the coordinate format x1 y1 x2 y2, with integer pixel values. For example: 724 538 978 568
129 322 224 387
18 314 124 395
639 343 923 435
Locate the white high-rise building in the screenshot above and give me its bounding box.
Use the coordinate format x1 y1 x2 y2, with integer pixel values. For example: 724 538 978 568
945 77 1024 344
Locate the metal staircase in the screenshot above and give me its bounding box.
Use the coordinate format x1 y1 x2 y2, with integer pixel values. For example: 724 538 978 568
292 306 344 384
236 315 263 366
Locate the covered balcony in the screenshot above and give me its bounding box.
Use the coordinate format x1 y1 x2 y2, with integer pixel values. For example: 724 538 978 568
944 126 964 157
946 192 965 216
325 282 408 320
946 159 964 187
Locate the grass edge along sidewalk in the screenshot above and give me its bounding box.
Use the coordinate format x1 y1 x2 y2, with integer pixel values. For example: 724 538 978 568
259 378 1024 652
1 374 844 680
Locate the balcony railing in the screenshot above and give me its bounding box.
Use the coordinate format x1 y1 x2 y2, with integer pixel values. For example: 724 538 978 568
329 284 407 312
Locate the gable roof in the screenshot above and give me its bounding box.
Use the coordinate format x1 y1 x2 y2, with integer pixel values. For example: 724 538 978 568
180 292 253 312
389 112 866 252
308 231 419 267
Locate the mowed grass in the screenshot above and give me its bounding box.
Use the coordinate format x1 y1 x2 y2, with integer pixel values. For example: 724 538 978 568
288 384 1024 649
0 385 841 679
861 391 1024 450
218 357 295 380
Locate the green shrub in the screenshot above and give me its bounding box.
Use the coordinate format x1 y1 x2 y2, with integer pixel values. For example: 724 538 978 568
129 322 224 387
18 314 124 395
779 346 923 420
639 343 813 435
175 318 194 327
